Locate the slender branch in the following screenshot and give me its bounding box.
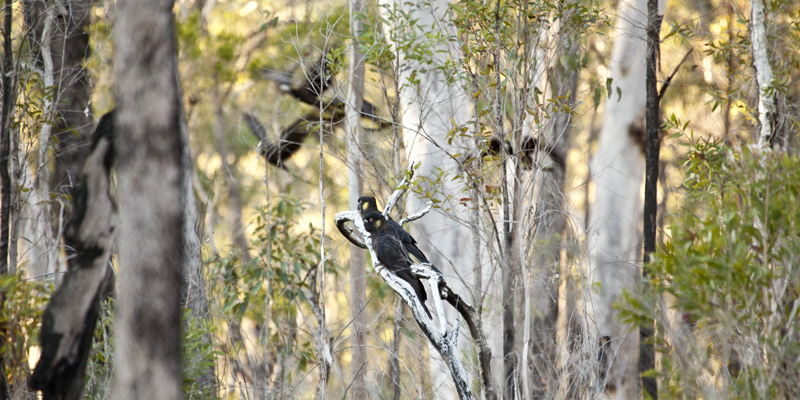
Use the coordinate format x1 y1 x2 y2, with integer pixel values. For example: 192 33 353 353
383 163 415 216
657 48 693 104
399 201 432 225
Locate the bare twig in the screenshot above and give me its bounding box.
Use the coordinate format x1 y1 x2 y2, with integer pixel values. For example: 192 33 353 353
399 201 433 225
383 163 416 216
657 48 693 104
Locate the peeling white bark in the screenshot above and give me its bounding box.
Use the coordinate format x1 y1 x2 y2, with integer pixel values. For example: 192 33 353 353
750 0 776 148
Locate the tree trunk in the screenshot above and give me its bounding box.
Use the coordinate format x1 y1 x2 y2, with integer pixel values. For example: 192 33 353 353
525 44 578 399
47 0 94 197
585 0 663 398
0 0 14 275
346 0 368 395
639 0 661 399
750 0 778 148
19 0 94 280
112 0 184 398
641 0 663 397
30 112 116 400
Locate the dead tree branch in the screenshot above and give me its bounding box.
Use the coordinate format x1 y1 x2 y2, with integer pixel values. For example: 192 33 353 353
334 170 496 400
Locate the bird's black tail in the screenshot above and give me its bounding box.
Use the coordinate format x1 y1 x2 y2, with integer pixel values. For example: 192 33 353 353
398 271 431 319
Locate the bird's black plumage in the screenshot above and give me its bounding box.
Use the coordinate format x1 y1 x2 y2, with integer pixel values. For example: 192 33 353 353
357 197 441 274
363 211 432 318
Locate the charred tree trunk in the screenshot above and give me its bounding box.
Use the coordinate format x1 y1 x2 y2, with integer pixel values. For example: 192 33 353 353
0 0 14 275
641 0 662 397
112 0 185 398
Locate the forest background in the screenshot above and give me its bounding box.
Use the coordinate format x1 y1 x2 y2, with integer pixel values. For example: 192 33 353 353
1 0 799 398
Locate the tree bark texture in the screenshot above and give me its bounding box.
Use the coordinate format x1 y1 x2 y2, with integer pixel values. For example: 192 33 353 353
0 0 14 274
30 112 116 400
750 0 778 148
641 0 663 397
112 0 185 398
586 0 663 398
48 0 95 198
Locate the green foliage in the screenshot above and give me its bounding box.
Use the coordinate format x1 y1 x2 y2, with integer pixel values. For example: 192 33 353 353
0 272 51 391
85 299 113 399
182 310 220 397
207 196 340 384
620 141 800 398
83 298 222 399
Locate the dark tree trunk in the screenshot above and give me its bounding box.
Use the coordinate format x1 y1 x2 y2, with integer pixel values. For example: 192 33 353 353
112 0 185 398
23 0 96 204
0 2 15 398
0 0 15 275
30 112 116 400
48 0 95 199
641 0 662 397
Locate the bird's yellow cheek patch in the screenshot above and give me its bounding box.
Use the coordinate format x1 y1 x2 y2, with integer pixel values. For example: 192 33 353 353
375 220 382 227
361 203 368 211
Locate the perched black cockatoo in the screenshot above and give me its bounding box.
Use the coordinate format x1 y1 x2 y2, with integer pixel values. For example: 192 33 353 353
357 196 442 274
362 211 432 318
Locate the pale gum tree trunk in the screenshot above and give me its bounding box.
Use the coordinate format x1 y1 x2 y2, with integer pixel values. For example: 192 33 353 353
504 14 579 397
378 0 476 396
346 0 368 396
750 0 777 148
112 0 185 398
585 0 663 398
523 48 578 400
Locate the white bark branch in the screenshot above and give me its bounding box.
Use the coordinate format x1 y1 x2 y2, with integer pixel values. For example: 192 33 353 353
383 163 415 216
750 0 777 148
334 185 477 400
399 201 433 225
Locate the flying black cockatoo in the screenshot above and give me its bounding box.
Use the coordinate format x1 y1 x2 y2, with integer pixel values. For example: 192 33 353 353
357 196 441 274
362 210 432 318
